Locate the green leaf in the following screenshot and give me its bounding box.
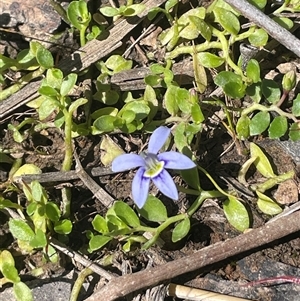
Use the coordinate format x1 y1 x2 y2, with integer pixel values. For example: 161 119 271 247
112 201 140 228
273 17 294 30
165 0 179 12
38 86 58 97
246 82 262 103
100 135 124 166
38 96 59 120
45 68 63 89
122 101 150 120
31 180 47 204
92 215 109 234
292 94 300 116
268 116 288 139
223 196 250 232
89 235 112 252
60 73 77 96
236 115 250 140
93 115 118 132
189 16 211 41
197 52 224 68
30 229 47 248
261 79 281 104
106 214 130 231
105 55 132 73
249 111 270 135
248 0 267 9
123 4 145 16
0 250 17 273
164 85 179 115
69 98 88 114
0 198 22 210
250 143 275 178
100 6 119 17
249 28 268 47
289 123 300 141
54 219 72 234
176 88 191 114
172 218 190 242
246 59 260 83
36 46 54 69
2 262 20 283
191 103 204 124
45 202 61 222
214 7 240 35
137 195 168 222
256 191 282 215
214 71 245 98
67 0 91 29
13 282 33 301
9 219 35 242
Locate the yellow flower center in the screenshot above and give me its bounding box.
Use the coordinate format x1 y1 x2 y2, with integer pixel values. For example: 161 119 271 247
143 153 165 178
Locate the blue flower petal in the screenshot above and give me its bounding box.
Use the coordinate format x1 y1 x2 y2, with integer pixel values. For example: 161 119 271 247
148 126 171 154
152 169 178 200
132 167 151 208
158 151 196 170
112 154 145 172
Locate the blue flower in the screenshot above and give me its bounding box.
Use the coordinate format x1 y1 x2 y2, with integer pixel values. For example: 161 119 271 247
112 126 196 208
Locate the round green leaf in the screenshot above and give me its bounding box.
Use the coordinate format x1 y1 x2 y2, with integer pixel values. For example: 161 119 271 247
9 219 35 242
246 82 262 103
2 262 20 283
188 16 211 41
93 115 118 132
12 164 42 180
14 282 33 301
261 79 281 104
249 111 270 135
92 215 109 234
249 28 268 47
248 0 267 9
100 6 119 17
214 71 246 98
112 201 140 228
214 7 240 35
30 229 47 248
45 202 61 222
223 196 250 232
268 116 288 139
236 115 250 140
122 101 150 120
36 47 54 69
197 52 224 68
137 195 168 222
89 235 112 252
60 73 77 96
67 0 91 29
54 219 72 234
246 59 260 83
172 218 190 243
256 191 282 215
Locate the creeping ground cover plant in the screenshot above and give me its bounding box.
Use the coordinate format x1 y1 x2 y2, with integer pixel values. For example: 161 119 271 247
112 126 196 208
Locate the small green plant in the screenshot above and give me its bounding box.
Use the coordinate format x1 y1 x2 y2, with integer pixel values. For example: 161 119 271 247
0 41 54 100
0 250 32 301
99 0 145 20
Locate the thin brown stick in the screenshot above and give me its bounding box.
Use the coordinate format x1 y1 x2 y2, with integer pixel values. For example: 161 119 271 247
73 151 114 208
84 210 300 301
224 0 300 57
